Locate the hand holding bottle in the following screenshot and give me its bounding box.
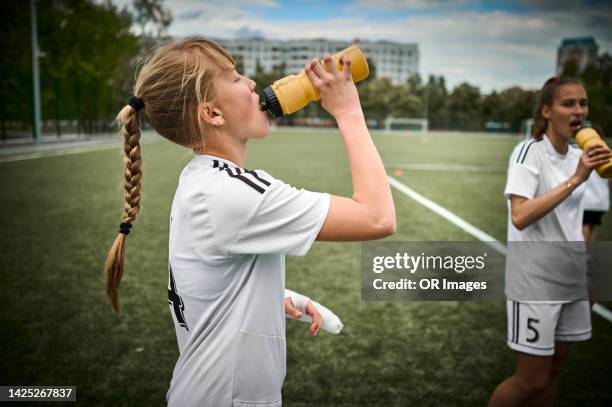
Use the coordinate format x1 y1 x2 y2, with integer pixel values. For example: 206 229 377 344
574 144 612 183
259 45 369 117
575 126 612 178
304 54 362 120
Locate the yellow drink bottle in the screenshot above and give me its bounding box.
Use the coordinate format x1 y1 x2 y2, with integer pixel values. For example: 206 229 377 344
575 125 612 178
259 45 369 117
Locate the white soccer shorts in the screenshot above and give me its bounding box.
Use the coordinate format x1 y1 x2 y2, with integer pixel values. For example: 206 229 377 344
506 301 591 356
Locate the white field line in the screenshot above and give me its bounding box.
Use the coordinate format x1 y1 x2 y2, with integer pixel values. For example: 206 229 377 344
386 163 506 172
593 303 612 322
0 135 163 163
387 176 507 255
387 175 612 324
0 143 123 163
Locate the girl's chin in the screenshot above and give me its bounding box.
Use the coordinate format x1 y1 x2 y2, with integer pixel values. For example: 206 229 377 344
252 128 270 139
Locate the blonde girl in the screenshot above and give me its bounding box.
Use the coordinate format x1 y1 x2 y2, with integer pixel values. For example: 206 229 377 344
103 38 395 406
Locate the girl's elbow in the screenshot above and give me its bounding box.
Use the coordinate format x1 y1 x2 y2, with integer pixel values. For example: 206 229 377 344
511 215 526 231
374 215 396 238
384 216 397 236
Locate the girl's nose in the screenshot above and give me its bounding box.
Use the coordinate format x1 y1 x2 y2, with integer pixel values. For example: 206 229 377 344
575 104 586 116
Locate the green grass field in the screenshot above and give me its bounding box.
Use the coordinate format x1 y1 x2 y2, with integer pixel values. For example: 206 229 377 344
1 129 611 406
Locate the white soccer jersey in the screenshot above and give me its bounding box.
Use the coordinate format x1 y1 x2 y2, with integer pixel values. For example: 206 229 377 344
583 171 610 212
503 135 587 301
505 135 586 242
165 154 330 407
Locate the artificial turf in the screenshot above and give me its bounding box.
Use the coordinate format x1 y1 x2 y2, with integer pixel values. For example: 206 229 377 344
1 130 610 406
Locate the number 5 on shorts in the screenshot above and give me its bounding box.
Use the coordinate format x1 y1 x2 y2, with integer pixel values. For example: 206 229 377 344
526 317 539 343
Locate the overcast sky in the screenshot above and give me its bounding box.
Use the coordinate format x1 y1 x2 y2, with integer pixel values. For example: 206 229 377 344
111 0 612 92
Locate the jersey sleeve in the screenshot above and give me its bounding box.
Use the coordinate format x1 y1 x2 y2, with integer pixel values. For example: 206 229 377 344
504 141 540 200
225 175 331 257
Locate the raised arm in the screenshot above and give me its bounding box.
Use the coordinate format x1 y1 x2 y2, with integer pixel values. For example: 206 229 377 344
304 55 396 241
511 144 612 230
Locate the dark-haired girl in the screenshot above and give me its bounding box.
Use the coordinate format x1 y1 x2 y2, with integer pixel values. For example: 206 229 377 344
489 77 612 406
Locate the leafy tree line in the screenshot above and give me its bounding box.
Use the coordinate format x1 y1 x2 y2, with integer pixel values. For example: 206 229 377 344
252 56 611 135
2 0 609 137
0 0 171 138
561 55 612 137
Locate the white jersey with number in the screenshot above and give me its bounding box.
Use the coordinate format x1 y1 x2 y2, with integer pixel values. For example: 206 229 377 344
503 135 587 301
165 154 330 407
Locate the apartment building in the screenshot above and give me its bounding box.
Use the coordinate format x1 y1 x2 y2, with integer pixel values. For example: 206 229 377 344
216 37 419 84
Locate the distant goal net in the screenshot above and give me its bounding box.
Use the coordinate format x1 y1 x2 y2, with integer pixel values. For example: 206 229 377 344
384 117 429 134
520 119 534 140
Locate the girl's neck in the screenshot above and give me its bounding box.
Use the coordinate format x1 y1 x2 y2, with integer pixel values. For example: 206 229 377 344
545 126 569 155
196 137 247 167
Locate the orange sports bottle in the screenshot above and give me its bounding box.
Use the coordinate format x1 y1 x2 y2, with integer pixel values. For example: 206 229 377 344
259 45 369 117
575 124 612 178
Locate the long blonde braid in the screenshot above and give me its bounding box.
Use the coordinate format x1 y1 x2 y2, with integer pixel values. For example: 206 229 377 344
104 103 142 314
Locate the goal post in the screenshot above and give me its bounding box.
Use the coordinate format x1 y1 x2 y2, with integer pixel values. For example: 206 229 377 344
520 118 533 140
384 117 429 134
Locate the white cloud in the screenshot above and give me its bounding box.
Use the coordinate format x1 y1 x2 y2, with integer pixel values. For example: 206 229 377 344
109 0 612 92
351 0 477 10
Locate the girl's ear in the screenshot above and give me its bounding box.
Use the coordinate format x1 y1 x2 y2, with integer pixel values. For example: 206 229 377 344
541 104 552 120
199 104 226 127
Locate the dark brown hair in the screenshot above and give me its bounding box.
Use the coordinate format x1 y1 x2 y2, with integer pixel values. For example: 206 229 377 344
532 76 584 140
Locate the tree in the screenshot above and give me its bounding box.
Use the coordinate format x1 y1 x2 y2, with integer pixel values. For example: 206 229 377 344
578 54 612 136
406 74 424 98
482 91 503 122
133 0 172 38
390 84 422 118
0 2 32 134
39 0 140 133
1 0 140 136
424 75 448 129
360 78 395 126
447 82 482 131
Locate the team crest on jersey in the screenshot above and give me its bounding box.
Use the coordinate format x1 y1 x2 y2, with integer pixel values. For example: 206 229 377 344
168 264 189 331
212 160 271 194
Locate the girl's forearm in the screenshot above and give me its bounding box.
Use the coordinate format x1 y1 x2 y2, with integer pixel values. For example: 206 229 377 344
336 110 395 224
512 175 582 230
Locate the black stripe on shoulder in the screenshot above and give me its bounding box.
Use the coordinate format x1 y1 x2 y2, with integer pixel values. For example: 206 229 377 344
212 160 229 169
244 169 271 186
519 139 540 164
515 141 529 164
223 167 266 194
211 160 271 194
516 140 535 163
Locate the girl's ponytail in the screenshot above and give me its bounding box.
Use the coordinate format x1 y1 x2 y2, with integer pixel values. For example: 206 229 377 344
104 101 143 314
